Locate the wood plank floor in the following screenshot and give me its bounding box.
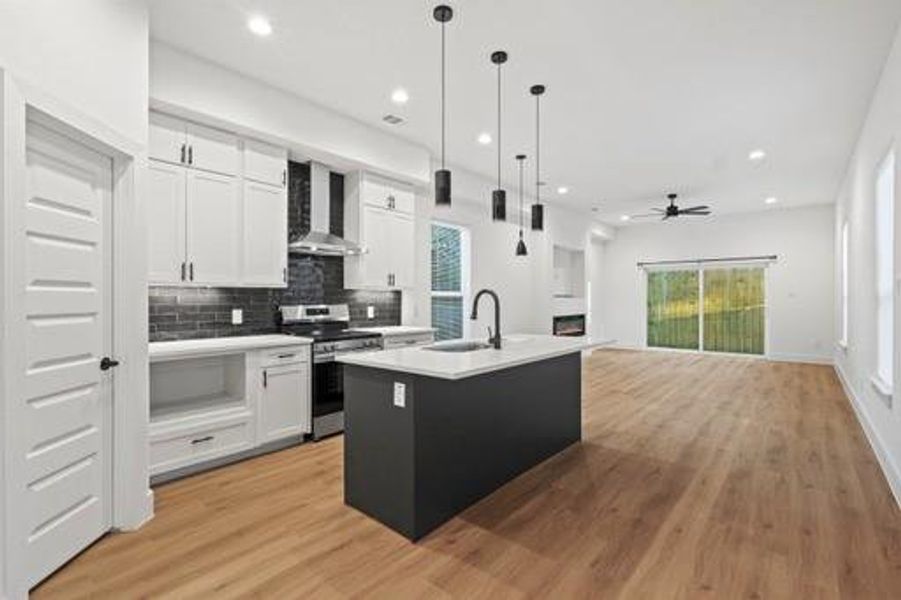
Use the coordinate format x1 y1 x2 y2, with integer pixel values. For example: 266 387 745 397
34 350 901 599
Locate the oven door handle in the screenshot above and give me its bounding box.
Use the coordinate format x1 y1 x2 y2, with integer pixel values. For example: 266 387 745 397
313 354 336 364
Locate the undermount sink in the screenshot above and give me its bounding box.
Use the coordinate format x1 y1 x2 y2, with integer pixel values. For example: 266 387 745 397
423 340 493 353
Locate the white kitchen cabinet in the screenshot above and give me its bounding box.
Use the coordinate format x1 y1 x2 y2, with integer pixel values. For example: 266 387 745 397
259 361 310 443
147 110 288 288
186 122 239 176
149 111 239 176
345 172 416 290
243 180 288 286
149 112 188 166
243 139 288 187
186 170 242 285
147 160 187 284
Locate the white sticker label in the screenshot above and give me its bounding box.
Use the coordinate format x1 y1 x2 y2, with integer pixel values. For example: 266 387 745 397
393 382 406 408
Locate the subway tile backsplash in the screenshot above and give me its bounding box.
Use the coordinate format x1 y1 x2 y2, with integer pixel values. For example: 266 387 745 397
149 163 401 342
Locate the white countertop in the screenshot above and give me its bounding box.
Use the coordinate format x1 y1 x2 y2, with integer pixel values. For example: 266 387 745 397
351 325 436 337
336 334 598 380
150 334 311 362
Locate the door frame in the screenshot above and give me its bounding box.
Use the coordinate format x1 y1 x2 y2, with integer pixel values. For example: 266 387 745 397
0 70 152 598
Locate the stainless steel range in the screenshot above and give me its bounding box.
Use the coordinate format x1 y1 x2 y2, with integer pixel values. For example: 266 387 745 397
279 304 382 440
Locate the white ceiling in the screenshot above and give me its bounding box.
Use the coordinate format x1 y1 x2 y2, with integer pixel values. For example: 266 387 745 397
150 0 901 224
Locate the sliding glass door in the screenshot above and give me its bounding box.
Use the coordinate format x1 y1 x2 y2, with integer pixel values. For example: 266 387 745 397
646 266 766 355
647 270 700 350
703 267 765 354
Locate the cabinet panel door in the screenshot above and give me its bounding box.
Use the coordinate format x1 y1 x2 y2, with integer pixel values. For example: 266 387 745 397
149 113 186 166
389 212 415 288
243 181 287 286
186 122 239 176
186 170 241 285
261 364 310 443
361 206 392 288
147 161 187 284
244 139 287 187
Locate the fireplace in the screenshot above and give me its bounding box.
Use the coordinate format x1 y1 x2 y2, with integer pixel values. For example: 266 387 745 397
553 314 586 337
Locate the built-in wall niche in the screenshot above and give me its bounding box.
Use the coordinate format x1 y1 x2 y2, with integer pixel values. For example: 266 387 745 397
150 354 247 423
553 245 586 299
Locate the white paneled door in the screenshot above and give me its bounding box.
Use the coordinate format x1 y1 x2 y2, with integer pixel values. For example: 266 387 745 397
19 121 113 588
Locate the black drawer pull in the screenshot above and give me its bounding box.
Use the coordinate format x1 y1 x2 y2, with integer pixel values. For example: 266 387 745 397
277 353 295 359
191 435 214 445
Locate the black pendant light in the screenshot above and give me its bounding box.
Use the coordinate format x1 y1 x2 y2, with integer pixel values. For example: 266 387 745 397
434 5 453 206
515 154 528 256
530 84 546 230
491 50 508 221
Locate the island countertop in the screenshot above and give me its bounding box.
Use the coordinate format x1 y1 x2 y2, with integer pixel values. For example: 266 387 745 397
336 334 595 380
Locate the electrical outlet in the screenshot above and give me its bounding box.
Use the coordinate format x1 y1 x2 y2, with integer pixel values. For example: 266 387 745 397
231 309 243 325
393 382 406 408
367 305 376 319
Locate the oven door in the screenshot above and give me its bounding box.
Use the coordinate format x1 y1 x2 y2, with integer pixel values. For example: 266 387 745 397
312 357 344 419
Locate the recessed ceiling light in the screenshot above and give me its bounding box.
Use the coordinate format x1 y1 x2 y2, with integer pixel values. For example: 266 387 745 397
620 215 631 222
391 88 409 105
557 186 569 195
765 196 778 205
749 149 767 162
477 132 492 145
247 15 273 37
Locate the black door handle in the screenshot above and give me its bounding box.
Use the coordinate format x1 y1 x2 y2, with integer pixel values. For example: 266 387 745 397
100 357 120 371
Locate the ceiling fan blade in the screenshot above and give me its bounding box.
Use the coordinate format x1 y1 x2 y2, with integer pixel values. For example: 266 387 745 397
680 205 710 212
682 210 711 216
650 207 665 213
629 213 659 219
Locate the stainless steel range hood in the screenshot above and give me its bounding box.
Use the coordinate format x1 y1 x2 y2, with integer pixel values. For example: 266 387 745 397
288 161 364 256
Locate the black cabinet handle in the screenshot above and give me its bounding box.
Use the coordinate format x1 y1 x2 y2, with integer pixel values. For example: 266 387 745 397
180 262 186 281
263 370 268 388
282 169 287 187
191 435 214 445
100 357 120 371
189 262 194 281
188 145 193 165
180 143 186 164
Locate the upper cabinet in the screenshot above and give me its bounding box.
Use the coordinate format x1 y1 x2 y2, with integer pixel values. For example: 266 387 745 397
344 172 416 290
147 111 287 288
243 139 288 188
149 113 239 176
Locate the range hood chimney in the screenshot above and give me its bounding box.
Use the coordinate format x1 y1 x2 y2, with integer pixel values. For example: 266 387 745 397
288 161 364 256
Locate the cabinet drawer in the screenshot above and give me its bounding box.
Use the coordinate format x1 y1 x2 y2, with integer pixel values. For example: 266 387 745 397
260 346 310 367
150 420 253 475
383 332 434 350
362 179 414 214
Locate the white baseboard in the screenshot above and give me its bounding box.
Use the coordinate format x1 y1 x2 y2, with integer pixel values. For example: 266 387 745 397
834 362 901 510
767 352 833 365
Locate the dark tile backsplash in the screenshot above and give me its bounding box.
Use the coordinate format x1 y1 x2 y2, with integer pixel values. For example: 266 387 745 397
149 163 401 342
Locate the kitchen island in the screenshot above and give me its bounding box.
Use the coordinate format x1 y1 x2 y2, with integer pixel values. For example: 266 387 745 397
337 334 588 540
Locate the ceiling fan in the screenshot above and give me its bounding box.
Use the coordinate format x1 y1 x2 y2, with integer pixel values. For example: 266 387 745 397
631 193 712 220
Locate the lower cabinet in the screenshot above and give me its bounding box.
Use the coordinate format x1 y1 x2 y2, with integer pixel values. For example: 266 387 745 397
259 356 310 444
149 342 311 481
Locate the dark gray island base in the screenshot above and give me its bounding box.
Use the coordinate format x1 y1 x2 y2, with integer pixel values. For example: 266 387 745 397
343 352 581 540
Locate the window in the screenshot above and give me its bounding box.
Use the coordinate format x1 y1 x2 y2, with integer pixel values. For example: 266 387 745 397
646 265 766 355
647 270 700 350
840 220 849 348
431 223 469 341
875 150 894 391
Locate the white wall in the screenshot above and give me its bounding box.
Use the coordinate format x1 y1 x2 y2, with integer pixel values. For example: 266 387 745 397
0 0 149 146
150 42 431 185
602 205 835 363
833 23 901 507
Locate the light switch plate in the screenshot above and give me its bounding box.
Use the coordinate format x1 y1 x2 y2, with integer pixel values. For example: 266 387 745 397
231 309 243 325
367 305 376 319
393 382 406 408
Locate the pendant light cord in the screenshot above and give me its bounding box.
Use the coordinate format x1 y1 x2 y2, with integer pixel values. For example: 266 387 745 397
518 158 524 236
441 21 446 171
497 63 502 190
535 93 540 205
